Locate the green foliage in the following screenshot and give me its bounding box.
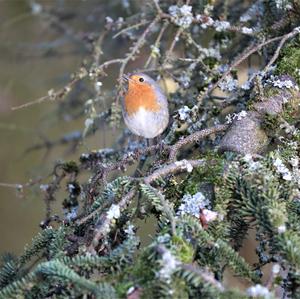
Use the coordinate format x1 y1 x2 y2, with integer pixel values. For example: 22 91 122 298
19 227 55 267
4 137 300 298
140 183 175 227
37 260 102 295
277 230 300 269
175 267 218 297
172 235 194 264
261 113 282 136
213 240 258 281
0 271 36 298
0 258 18 289
48 226 71 259
89 176 132 214
276 38 300 85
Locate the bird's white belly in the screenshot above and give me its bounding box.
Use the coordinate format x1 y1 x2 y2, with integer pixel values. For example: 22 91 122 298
125 107 168 138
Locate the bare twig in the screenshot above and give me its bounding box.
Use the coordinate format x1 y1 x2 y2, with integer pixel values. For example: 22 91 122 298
12 58 122 111
116 16 160 102
144 159 206 184
263 26 300 74
145 21 169 68
152 0 163 15
199 35 284 100
162 0 190 64
0 182 23 189
12 70 86 110
0 177 44 192
168 27 183 58
168 124 228 161
113 20 150 39
180 32 214 74
92 30 108 66
89 144 163 188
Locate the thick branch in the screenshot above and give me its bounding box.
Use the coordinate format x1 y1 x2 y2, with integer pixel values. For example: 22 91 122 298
88 158 206 253
144 159 206 184
168 124 228 161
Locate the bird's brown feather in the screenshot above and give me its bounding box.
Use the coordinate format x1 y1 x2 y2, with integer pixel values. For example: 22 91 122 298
124 81 160 115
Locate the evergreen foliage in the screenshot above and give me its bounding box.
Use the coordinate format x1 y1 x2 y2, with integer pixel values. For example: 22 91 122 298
2 0 300 298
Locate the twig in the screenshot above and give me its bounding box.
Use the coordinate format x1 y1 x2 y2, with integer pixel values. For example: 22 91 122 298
199 35 284 100
162 0 190 64
116 16 160 102
25 130 82 154
11 59 122 111
263 26 300 74
168 124 228 161
88 188 137 254
0 182 24 189
165 27 183 61
87 123 228 193
12 72 85 111
89 144 162 188
144 21 169 68
144 159 206 184
88 158 206 253
92 30 108 66
0 177 44 191
76 199 111 226
152 0 163 15
181 31 214 74
113 20 150 39
201 26 300 101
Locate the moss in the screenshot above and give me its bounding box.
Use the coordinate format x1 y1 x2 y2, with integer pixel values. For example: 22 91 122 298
268 200 288 229
263 86 281 99
164 178 184 204
275 38 300 85
115 281 134 298
183 178 199 195
247 86 281 110
203 57 218 69
184 152 225 195
172 235 194 264
261 113 281 135
276 139 298 162
245 98 256 110
281 92 300 123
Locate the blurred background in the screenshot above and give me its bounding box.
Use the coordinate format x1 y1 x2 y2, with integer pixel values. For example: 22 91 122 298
0 0 132 254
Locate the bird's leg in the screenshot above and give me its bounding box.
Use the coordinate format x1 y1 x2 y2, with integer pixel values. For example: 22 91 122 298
133 137 148 177
146 138 151 148
153 136 165 158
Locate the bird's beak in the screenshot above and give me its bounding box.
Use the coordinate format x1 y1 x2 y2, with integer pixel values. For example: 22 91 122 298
122 74 135 84
122 74 130 82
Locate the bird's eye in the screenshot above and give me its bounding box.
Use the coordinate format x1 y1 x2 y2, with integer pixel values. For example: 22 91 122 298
139 77 144 82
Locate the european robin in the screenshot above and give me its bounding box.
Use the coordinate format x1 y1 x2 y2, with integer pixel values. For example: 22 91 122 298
122 73 169 139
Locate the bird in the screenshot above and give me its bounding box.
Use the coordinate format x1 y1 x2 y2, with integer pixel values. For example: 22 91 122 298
122 73 169 139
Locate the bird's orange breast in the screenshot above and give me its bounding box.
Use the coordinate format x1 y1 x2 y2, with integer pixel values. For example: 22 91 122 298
124 82 160 115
